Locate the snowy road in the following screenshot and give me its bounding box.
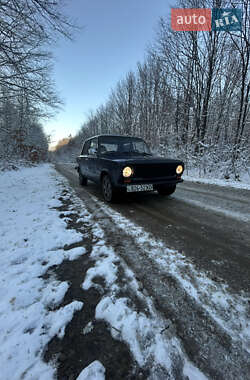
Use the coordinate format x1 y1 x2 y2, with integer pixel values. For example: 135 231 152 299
54 163 250 379
175 181 250 223
56 163 250 294
1 163 249 380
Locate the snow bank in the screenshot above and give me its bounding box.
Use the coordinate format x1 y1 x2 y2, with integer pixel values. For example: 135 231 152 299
183 171 250 190
0 164 84 379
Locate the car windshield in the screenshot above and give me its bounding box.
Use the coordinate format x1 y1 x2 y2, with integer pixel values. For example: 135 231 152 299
98 136 152 156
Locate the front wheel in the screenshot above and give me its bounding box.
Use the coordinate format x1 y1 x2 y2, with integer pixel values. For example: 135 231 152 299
79 171 88 186
157 184 176 196
101 174 117 202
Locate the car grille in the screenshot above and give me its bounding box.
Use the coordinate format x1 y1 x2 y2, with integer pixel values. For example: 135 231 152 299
133 163 176 179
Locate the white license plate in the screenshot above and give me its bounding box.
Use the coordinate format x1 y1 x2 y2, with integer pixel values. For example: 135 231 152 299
127 184 153 192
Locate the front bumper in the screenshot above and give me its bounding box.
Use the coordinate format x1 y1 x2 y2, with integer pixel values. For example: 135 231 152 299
114 175 183 190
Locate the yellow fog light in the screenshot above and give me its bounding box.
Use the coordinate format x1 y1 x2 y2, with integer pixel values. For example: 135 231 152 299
176 165 183 175
123 166 133 177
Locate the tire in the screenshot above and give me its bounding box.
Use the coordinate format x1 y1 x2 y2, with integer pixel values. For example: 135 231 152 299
101 174 117 202
157 184 176 196
79 171 88 186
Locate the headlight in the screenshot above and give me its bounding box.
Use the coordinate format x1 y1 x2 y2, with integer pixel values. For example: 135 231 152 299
123 166 133 177
176 165 183 175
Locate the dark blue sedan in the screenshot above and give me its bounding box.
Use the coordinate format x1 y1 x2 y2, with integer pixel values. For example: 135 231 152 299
76 135 184 202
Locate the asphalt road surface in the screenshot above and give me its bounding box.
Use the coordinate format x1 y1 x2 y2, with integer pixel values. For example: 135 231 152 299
54 163 250 379
55 163 250 294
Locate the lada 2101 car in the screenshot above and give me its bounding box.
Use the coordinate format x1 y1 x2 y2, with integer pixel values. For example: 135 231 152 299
76 135 184 202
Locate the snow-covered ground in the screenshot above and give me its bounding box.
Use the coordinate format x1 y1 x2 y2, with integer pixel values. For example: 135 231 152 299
183 168 250 190
0 164 86 379
0 164 207 379
0 163 249 379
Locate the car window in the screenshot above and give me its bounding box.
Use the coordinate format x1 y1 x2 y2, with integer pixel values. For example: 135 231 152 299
98 137 151 155
88 138 98 155
133 140 150 153
99 143 117 155
81 140 90 155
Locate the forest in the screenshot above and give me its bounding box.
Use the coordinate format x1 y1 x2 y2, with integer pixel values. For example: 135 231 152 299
0 0 74 166
55 0 249 180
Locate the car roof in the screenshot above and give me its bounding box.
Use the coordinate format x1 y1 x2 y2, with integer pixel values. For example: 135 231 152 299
84 134 144 142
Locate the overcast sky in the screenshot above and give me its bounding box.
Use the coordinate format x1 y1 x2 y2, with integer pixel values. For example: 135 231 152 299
45 0 171 146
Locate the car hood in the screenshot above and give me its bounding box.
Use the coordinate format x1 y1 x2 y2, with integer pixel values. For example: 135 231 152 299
109 155 183 165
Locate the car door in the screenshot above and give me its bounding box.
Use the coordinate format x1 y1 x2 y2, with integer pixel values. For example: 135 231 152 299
87 137 98 181
79 139 91 177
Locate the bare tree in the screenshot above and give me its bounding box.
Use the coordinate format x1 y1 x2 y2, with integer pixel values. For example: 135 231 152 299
0 0 77 113
227 0 250 177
